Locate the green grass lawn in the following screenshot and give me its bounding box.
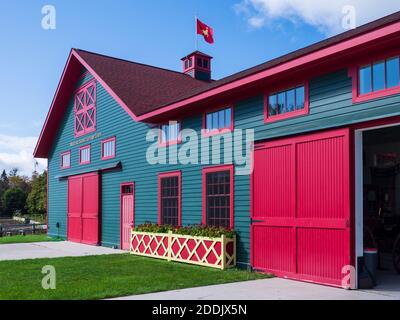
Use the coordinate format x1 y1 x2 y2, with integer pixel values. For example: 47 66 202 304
0 254 269 300
0 234 58 245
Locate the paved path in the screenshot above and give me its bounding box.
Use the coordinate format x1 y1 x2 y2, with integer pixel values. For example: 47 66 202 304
114 277 400 300
0 241 125 261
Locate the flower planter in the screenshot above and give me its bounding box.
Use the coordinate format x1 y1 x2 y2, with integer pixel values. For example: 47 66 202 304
130 230 236 270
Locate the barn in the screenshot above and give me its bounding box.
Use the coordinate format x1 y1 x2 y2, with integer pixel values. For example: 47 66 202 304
34 12 400 288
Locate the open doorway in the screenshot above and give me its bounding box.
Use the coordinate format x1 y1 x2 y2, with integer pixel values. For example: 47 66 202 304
357 125 400 289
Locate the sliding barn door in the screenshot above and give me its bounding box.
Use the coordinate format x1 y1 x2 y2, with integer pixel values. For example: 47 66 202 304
251 129 351 287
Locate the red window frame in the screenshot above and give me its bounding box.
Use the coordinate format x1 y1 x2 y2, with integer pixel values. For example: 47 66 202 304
74 79 97 137
158 121 182 147
202 165 234 229
101 136 116 160
158 171 182 227
264 82 309 123
60 151 71 169
349 50 400 103
202 105 234 137
79 144 91 165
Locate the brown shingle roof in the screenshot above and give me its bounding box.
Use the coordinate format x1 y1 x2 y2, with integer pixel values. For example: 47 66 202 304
75 49 209 117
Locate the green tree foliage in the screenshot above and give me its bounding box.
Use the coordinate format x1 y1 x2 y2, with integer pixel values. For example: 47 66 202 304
0 170 9 215
27 171 47 216
3 188 27 216
8 169 31 194
0 168 47 217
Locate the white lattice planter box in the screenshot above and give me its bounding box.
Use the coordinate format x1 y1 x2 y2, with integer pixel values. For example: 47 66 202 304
130 230 236 270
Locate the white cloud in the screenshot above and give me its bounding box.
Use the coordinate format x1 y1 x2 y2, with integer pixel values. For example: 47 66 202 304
249 16 266 28
0 134 46 176
235 0 400 35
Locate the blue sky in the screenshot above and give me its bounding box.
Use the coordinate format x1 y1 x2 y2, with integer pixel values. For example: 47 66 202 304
0 0 399 175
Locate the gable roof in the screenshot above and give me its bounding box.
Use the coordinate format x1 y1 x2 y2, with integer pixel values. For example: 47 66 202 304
74 49 209 117
34 11 400 158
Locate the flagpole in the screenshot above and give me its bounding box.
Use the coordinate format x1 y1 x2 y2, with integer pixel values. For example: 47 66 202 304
195 15 198 50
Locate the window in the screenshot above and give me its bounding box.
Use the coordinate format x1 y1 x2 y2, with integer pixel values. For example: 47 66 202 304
101 137 116 159
159 121 181 146
202 165 234 229
61 151 71 169
74 80 97 137
79 145 91 165
203 107 233 136
197 57 203 68
196 57 209 69
351 54 400 102
184 58 193 70
359 56 400 96
158 172 181 226
265 84 308 122
122 184 134 194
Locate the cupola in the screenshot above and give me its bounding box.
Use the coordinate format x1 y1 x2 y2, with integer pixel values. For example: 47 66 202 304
181 51 212 82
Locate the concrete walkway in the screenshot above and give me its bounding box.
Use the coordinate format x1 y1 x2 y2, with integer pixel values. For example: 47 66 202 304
114 277 400 300
0 241 125 261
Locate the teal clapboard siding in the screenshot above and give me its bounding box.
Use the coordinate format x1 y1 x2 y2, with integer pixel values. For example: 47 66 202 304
48 66 400 267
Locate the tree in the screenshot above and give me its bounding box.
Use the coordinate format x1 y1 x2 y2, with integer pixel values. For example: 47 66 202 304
0 170 9 215
2 187 27 216
8 170 31 194
0 170 8 185
27 171 47 216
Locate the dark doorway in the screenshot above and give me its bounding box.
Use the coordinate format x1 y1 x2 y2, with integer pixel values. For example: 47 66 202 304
363 125 400 287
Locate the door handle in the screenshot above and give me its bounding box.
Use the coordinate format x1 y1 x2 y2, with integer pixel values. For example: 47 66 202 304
251 219 265 223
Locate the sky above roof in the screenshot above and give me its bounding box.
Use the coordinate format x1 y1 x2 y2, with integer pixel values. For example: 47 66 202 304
0 0 399 175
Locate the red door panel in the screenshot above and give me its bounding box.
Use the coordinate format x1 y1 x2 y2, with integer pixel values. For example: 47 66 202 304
67 176 82 243
81 174 100 245
296 135 348 220
297 228 348 281
67 173 100 245
253 143 295 220
253 225 295 273
251 129 351 287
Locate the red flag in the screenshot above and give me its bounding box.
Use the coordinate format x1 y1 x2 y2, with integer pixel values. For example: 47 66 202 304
196 19 214 44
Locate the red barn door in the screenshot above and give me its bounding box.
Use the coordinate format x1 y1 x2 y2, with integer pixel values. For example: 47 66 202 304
251 128 351 287
67 173 100 245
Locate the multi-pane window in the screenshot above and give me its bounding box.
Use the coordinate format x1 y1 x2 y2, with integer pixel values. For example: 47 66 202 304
74 80 96 137
359 56 400 95
204 107 232 134
79 145 91 165
159 173 181 226
101 137 116 159
204 167 233 228
197 57 209 69
267 85 306 118
160 121 181 145
122 184 134 194
184 58 193 70
61 151 71 169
